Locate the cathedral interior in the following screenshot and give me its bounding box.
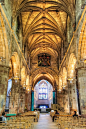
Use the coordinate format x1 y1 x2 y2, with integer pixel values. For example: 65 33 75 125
0 0 86 128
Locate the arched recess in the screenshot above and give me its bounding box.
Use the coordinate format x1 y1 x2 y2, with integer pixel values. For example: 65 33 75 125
9 52 20 79
59 75 62 91
78 16 86 62
0 13 9 65
21 66 26 86
68 53 76 79
62 67 67 87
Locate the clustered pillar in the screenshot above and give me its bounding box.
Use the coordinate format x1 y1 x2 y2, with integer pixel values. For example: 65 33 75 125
0 65 10 115
9 79 26 114
78 68 86 117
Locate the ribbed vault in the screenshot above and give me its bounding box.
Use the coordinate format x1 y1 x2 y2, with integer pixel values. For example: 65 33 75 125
12 0 75 87
12 0 75 56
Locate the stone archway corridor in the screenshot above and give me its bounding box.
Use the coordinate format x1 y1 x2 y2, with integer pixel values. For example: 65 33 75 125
34 113 57 129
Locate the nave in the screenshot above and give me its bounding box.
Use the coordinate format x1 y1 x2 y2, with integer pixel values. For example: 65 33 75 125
34 113 57 129
1 1 86 128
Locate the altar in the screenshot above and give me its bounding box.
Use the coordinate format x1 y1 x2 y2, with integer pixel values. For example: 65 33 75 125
41 107 46 113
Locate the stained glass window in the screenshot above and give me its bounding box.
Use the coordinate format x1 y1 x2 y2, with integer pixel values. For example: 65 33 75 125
39 88 48 99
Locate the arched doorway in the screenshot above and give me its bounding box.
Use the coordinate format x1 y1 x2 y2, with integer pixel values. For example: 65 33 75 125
34 79 53 112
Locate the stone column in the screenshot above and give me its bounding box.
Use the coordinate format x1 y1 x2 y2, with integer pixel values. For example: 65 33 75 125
9 78 21 114
78 68 86 117
67 81 71 115
0 65 10 114
18 87 25 113
25 91 31 111
67 80 78 115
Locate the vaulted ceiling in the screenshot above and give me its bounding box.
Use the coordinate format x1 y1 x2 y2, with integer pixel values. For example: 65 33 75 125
13 0 75 57
12 0 75 86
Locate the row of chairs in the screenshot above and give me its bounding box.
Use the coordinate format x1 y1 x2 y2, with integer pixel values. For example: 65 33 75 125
22 111 40 121
0 111 40 128
54 116 86 129
0 116 34 129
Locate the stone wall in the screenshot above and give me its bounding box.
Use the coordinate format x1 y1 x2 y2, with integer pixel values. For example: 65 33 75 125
58 5 86 115
78 69 86 117
0 65 10 114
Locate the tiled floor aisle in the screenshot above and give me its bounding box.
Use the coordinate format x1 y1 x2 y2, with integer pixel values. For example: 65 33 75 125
34 113 58 129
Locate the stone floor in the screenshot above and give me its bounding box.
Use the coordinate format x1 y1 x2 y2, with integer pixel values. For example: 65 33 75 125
34 113 58 129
